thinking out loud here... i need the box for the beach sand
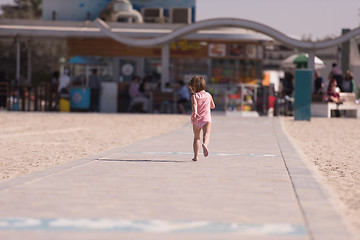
[282,117,360,238]
[0,112,189,181]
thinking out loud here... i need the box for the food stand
[67,56,99,111]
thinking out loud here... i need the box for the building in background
[43,0,196,23]
[1,0,286,114]
[39,0,270,113]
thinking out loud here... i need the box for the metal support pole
[27,40,32,85]
[307,51,315,93]
[16,37,21,83]
[341,29,351,75]
[85,64,89,88]
[161,44,169,92]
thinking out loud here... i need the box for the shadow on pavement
[97,159,189,163]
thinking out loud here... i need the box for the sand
[282,117,360,238]
[0,112,189,181]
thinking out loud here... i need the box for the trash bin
[59,90,70,112]
[59,98,70,112]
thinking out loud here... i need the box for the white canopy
[281,53,326,70]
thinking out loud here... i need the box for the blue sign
[70,88,90,109]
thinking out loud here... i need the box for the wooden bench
[150,91,177,113]
[311,93,360,118]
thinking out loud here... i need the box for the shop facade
[67,36,265,112]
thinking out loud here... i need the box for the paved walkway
[0,116,354,240]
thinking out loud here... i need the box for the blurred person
[128,75,150,113]
[176,80,190,114]
[314,71,324,94]
[326,79,343,117]
[89,69,102,112]
[188,75,215,161]
[51,71,59,88]
[58,69,71,93]
[153,82,174,113]
[281,72,294,97]
[0,71,8,109]
[50,71,60,111]
[280,72,294,115]
[328,63,343,91]
[163,82,173,93]
[326,79,342,103]
[139,77,148,94]
[342,70,355,93]
[155,82,173,93]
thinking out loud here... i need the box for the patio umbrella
[67,56,99,65]
[281,53,325,70]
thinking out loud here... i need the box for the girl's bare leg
[202,122,211,147]
[192,124,202,161]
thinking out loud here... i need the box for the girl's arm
[191,94,199,118]
[210,95,215,109]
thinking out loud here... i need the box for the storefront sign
[153,40,206,56]
[208,44,226,57]
[246,45,257,58]
[229,44,244,57]
[121,63,134,76]
[170,40,201,51]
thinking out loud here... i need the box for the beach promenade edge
[275,118,355,240]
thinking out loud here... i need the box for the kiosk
[67,56,99,111]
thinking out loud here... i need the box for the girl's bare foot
[192,158,198,161]
[202,144,209,157]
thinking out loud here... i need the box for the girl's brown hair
[188,75,206,93]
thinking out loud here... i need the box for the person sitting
[175,80,190,114]
[163,82,173,93]
[342,70,355,93]
[326,79,342,103]
[89,69,102,112]
[328,63,343,91]
[128,76,150,113]
[314,71,324,95]
[325,79,343,117]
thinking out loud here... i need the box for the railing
[0,82,9,109]
[8,83,58,111]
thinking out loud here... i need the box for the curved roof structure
[95,17,360,50]
[0,19,269,41]
[1,17,359,50]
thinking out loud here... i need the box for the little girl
[188,75,215,161]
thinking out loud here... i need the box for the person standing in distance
[89,69,102,112]
[58,69,71,93]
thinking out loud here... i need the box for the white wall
[100,82,118,113]
[43,0,196,21]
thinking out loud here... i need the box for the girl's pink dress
[191,91,212,128]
